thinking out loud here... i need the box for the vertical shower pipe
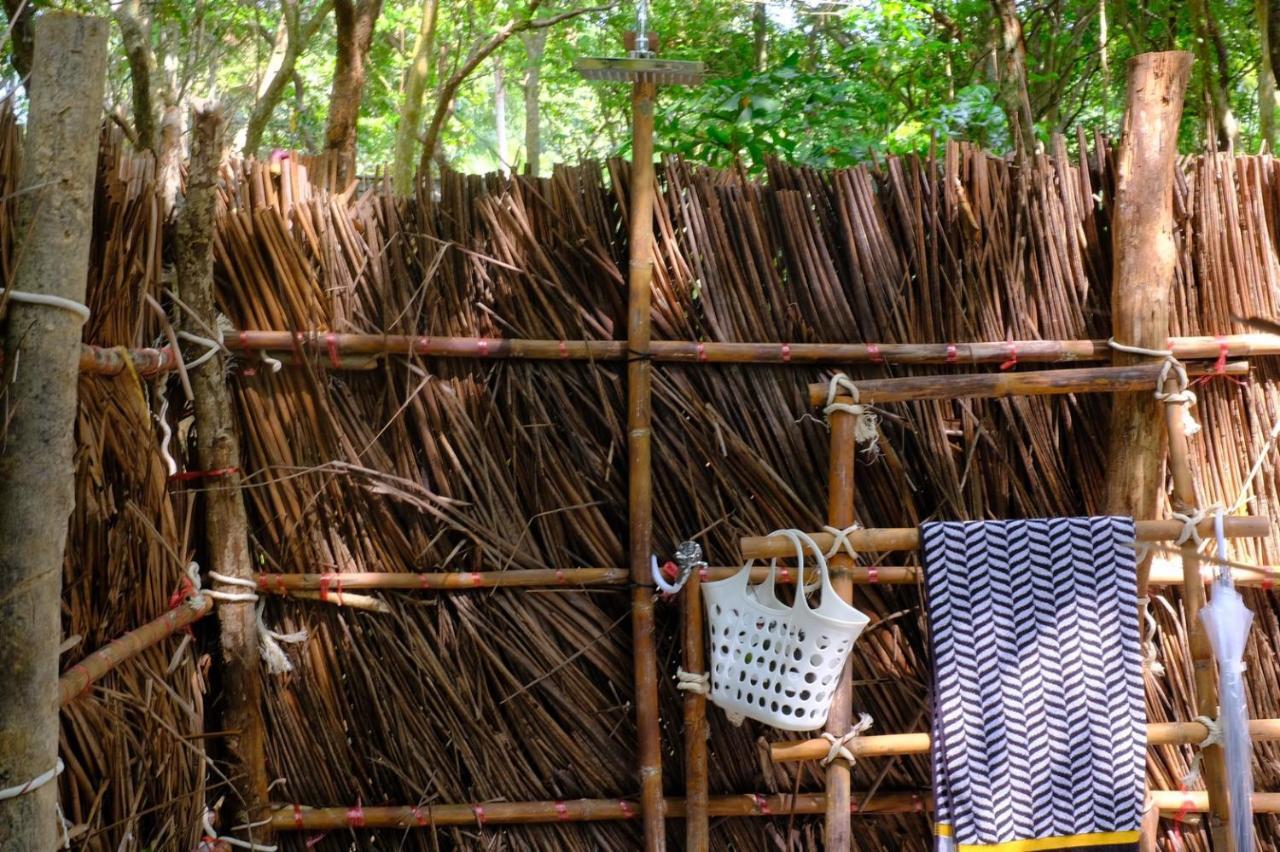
[683,562,709,850]
[626,54,666,852]
[824,408,858,846]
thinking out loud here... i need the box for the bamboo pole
[178,105,273,844]
[682,567,709,850]
[806,361,1246,406]
[251,561,1280,592]
[69,331,1280,374]
[1165,376,1233,848]
[268,791,933,830]
[626,73,665,852]
[740,517,1271,558]
[770,718,1280,763]
[823,407,858,846]
[58,598,213,706]
[0,15,107,848]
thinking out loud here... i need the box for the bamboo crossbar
[250,559,1280,593]
[771,718,1280,763]
[77,335,1280,376]
[58,598,213,706]
[266,786,1280,830]
[740,517,1271,558]
[807,361,1248,406]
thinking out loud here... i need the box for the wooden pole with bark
[177,104,273,844]
[1102,50,1193,852]
[0,12,107,848]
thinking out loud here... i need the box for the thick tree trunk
[177,105,273,846]
[391,0,439,194]
[2,0,34,89]
[1189,0,1238,148]
[522,27,547,177]
[1260,0,1276,152]
[324,0,383,186]
[114,0,157,152]
[989,0,1037,153]
[0,13,107,849]
[494,59,507,171]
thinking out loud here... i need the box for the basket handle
[764,529,830,612]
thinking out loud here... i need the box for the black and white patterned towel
[922,517,1144,851]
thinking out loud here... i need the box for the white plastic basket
[701,529,870,731]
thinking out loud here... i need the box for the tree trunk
[494,59,508,172]
[1189,0,1238,148]
[324,0,383,186]
[114,0,157,152]
[2,0,34,90]
[241,0,332,157]
[752,0,767,71]
[177,105,273,846]
[0,13,107,849]
[391,0,439,195]
[1260,0,1276,152]
[989,0,1037,153]
[522,27,547,177]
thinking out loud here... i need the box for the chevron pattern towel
[922,517,1144,852]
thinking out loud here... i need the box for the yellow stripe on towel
[955,830,1140,851]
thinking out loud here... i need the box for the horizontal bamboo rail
[78,333,1279,375]
[58,597,213,706]
[253,560,1280,593]
[741,517,1271,558]
[268,785,1280,830]
[807,361,1248,406]
[771,718,1280,763]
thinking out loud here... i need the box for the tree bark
[177,105,273,845]
[390,0,439,194]
[521,27,547,177]
[113,0,157,152]
[0,13,107,849]
[241,0,333,157]
[494,59,508,172]
[324,0,384,187]
[989,0,1037,153]
[1189,0,1238,148]
[2,0,34,90]
[1260,0,1276,152]
[752,0,767,71]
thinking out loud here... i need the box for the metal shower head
[574,57,704,86]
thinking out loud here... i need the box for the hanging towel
[922,517,1144,852]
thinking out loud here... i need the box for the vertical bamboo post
[177,105,273,843]
[682,569,709,851]
[823,409,858,846]
[1102,51,1193,852]
[627,76,665,852]
[1165,390,1232,849]
[0,14,107,848]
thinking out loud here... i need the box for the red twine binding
[326,333,341,369]
[558,340,569,359]
[469,572,484,588]
[946,343,958,364]
[1000,340,1018,371]
[1172,789,1195,844]
[417,336,430,355]
[412,806,427,827]
[473,805,486,828]
[293,804,304,829]
[319,573,344,605]
[662,561,679,581]
[346,801,365,829]
[478,339,490,357]
[696,342,707,363]
[1265,566,1275,592]
[753,793,771,815]
[1193,336,1244,387]
[781,343,791,363]
[867,343,884,365]
[555,568,566,584]
[867,565,879,584]
[169,467,239,483]
[618,800,635,818]
[554,801,569,821]
[778,565,791,585]
[698,565,709,582]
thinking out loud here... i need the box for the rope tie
[1181,715,1224,787]
[1136,596,1165,677]
[675,667,710,695]
[1107,338,1201,436]
[823,373,881,459]
[820,713,874,767]
[201,804,278,851]
[822,524,861,561]
[0,759,71,850]
[1170,504,1222,547]
[190,564,308,675]
[0,288,91,323]
[724,709,746,727]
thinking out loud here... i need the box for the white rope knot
[1170,504,1222,547]
[192,564,308,675]
[675,667,710,695]
[201,803,279,851]
[1107,338,1200,436]
[0,287,91,323]
[0,758,64,802]
[820,713,874,767]
[1181,715,1224,787]
[823,373,881,459]
[1136,596,1165,678]
[822,524,861,561]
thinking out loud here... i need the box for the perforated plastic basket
[701,530,870,731]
